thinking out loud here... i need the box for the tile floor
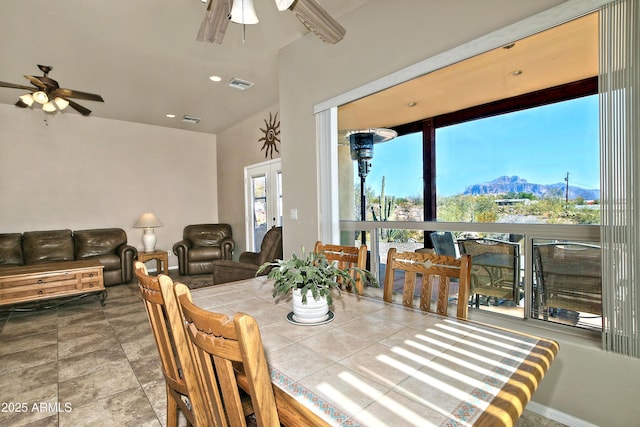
[0,280,567,427]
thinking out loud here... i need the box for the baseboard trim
[527,401,599,427]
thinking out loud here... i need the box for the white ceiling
[0,0,370,134]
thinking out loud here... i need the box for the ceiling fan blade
[66,98,92,116]
[0,80,36,91]
[197,0,231,44]
[52,88,104,102]
[23,75,47,89]
[290,0,345,44]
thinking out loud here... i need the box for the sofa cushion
[23,229,74,264]
[74,228,126,258]
[0,233,24,266]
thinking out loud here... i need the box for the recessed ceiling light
[503,43,516,49]
[511,70,523,76]
[408,101,417,107]
[166,114,176,118]
[209,75,222,82]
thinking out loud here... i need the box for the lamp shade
[133,212,163,228]
[32,91,49,104]
[19,93,35,107]
[231,0,259,24]
[42,101,57,112]
[53,97,70,110]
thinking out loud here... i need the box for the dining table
[190,277,559,427]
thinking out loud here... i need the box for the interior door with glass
[244,159,282,252]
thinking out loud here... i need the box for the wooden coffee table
[0,259,106,308]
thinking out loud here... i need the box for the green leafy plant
[256,248,377,305]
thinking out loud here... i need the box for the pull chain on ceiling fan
[0,64,104,116]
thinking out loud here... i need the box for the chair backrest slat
[383,248,471,319]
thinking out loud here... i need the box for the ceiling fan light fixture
[32,91,49,104]
[275,0,295,11]
[19,93,34,107]
[53,97,69,110]
[42,101,57,112]
[230,0,259,24]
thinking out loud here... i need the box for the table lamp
[133,212,163,252]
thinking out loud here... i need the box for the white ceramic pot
[292,288,329,323]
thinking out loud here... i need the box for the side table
[137,249,169,275]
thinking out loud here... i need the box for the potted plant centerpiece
[257,248,376,324]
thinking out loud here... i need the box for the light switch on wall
[290,208,298,220]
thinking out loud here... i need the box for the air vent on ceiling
[227,77,254,91]
[182,115,201,124]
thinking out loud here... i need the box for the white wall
[277,0,640,425]
[0,104,218,268]
[216,104,281,258]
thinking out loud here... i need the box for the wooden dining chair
[134,261,208,427]
[314,241,367,294]
[175,283,280,427]
[383,248,471,319]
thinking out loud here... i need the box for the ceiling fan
[197,0,346,45]
[0,64,104,116]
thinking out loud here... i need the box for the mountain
[463,175,600,200]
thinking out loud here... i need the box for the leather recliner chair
[211,226,283,285]
[173,224,235,275]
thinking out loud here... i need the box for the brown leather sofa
[172,224,235,275]
[0,228,137,286]
[211,226,282,285]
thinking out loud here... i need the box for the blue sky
[363,95,599,197]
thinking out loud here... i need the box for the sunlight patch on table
[337,370,441,427]
[403,339,512,383]
[415,333,517,372]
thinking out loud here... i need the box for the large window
[336,16,602,333]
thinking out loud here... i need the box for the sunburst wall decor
[259,112,280,158]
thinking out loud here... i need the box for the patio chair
[533,242,602,318]
[383,248,471,319]
[457,238,521,307]
[314,241,367,294]
[429,231,458,258]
